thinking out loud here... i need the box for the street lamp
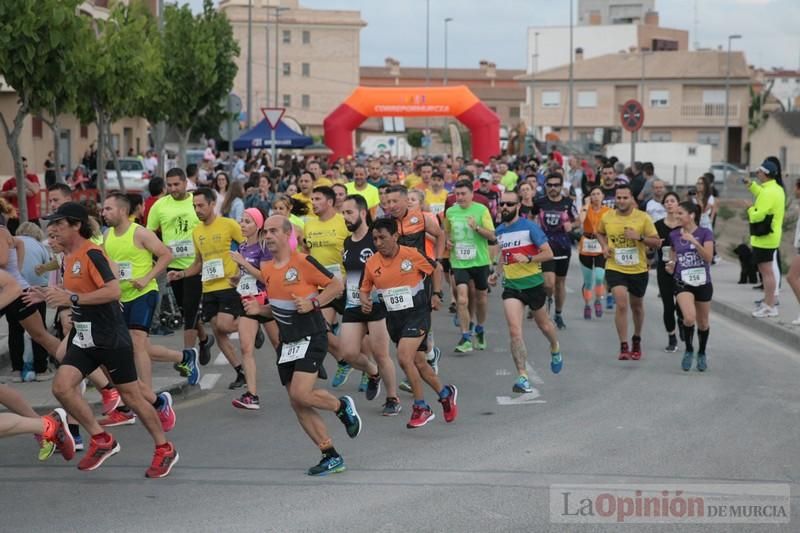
[247,0,253,127]
[425,0,430,87]
[271,6,289,108]
[443,17,453,85]
[568,0,574,143]
[723,34,742,188]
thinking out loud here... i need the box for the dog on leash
[733,243,759,284]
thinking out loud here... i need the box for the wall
[527,25,638,73]
[750,118,800,176]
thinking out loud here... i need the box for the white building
[764,70,800,111]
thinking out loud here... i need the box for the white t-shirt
[646,199,667,222]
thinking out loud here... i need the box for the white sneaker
[752,305,779,318]
[791,316,800,326]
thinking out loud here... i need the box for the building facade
[578,0,656,25]
[750,111,800,177]
[220,0,364,136]
[516,50,751,164]
[763,69,800,111]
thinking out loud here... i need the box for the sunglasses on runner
[546,183,561,188]
[498,201,518,207]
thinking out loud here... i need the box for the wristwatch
[638,235,645,242]
[70,293,79,306]
[433,291,444,299]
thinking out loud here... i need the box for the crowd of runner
[0,149,794,478]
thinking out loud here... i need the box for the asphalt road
[1,265,798,532]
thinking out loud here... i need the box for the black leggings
[8,302,49,373]
[656,267,682,334]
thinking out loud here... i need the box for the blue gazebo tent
[233,119,313,150]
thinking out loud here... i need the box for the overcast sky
[187,0,799,71]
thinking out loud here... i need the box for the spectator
[221,179,245,221]
[142,177,165,226]
[645,179,668,222]
[213,171,231,215]
[44,151,56,188]
[0,157,41,234]
[185,163,199,191]
[637,162,656,207]
[245,174,273,213]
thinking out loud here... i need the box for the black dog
[733,243,759,284]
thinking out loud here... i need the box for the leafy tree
[0,0,84,221]
[407,130,423,149]
[749,79,774,134]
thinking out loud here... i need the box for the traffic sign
[620,99,644,132]
[261,107,285,130]
[218,120,241,141]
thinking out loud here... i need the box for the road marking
[525,362,545,385]
[496,391,546,405]
[199,373,221,390]
[214,352,227,366]
[496,369,512,376]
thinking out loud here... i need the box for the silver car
[103,158,150,193]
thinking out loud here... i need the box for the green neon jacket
[747,179,785,249]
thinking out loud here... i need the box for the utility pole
[247,0,252,128]
[568,0,574,144]
[443,17,453,85]
[723,34,742,188]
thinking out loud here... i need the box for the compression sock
[698,328,710,354]
[683,324,695,352]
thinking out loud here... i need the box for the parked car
[709,162,746,184]
[101,158,150,192]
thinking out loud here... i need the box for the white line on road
[214,353,227,366]
[199,373,221,390]
[496,392,546,405]
[495,369,512,376]
[525,362,545,385]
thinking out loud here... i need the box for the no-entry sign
[620,99,644,132]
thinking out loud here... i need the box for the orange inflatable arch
[323,86,501,163]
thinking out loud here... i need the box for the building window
[302,94,310,108]
[509,106,521,118]
[649,89,669,108]
[31,116,43,138]
[282,30,291,44]
[302,63,310,77]
[697,131,721,147]
[542,90,561,108]
[650,131,672,142]
[282,62,291,76]
[80,124,88,139]
[577,90,597,108]
[283,94,291,107]
[302,30,310,44]
[702,90,726,104]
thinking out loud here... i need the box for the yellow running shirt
[597,208,657,275]
[304,213,349,278]
[146,194,200,270]
[425,188,448,216]
[192,216,244,293]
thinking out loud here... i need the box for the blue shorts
[122,290,158,332]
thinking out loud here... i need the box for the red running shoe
[100,387,121,415]
[78,433,120,471]
[438,384,458,423]
[618,342,631,361]
[146,442,179,478]
[99,408,137,427]
[157,392,176,432]
[406,404,435,429]
[630,338,643,360]
[43,408,75,461]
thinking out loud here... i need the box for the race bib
[117,261,132,281]
[169,239,195,259]
[383,286,413,312]
[614,247,640,266]
[581,238,602,254]
[236,274,259,296]
[454,243,477,261]
[279,337,310,364]
[430,203,445,216]
[201,258,224,282]
[681,267,707,287]
[325,264,343,279]
[72,322,95,349]
[345,279,362,308]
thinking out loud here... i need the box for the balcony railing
[681,103,739,119]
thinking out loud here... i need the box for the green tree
[749,79,774,134]
[407,130,423,149]
[0,0,85,221]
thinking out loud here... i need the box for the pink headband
[244,208,264,229]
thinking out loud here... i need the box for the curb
[711,299,800,351]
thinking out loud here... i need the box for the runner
[339,195,400,415]
[665,201,714,372]
[167,187,245,388]
[229,207,279,409]
[490,190,563,393]
[345,164,380,211]
[146,168,215,367]
[360,217,458,429]
[533,173,577,329]
[596,185,660,360]
[578,187,610,320]
[101,193,197,430]
[43,202,178,477]
[291,171,315,216]
[243,215,361,476]
[424,172,448,217]
[654,192,683,352]
[598,163,618,208]
[445,179,495,353]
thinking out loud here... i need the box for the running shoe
[594,299,603,318]
[179,348,200,386]
[473,331,486,350]
[198,334,215,366]
[438,384,458,423]
[99,408,137,427]
[336,396,362,438]
[74,434,84,452]
[358,372,369,393]
[232,392,261,410]
[452,314,460,328]
[754,298,780,307]
[307,454,346,476]
[696,353,707,372]
[752,305,779,318]
[331,361,353,388]
[630,338,643,361]
[406,404,435,428]
[100,387,121,415]
[254,327,265,350]
[42,408,74,461]
[398,380,413,393]
[554,314,566,330]
[550,350,563,374]
[606,293,615,310]
[512,375,533,394]
[681,351,694,372]
[365,374,381,401]
[145,442,179,478]
[454,337,473,354]
[583,305,591,320]
[664,338,678,353]
[618,342,631,361]
[427,346,442,375]
[157,392,176,433]
[38,439,55,462]
[228,372,246,390]
[382,397,402,416]
[78,434,121,471]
